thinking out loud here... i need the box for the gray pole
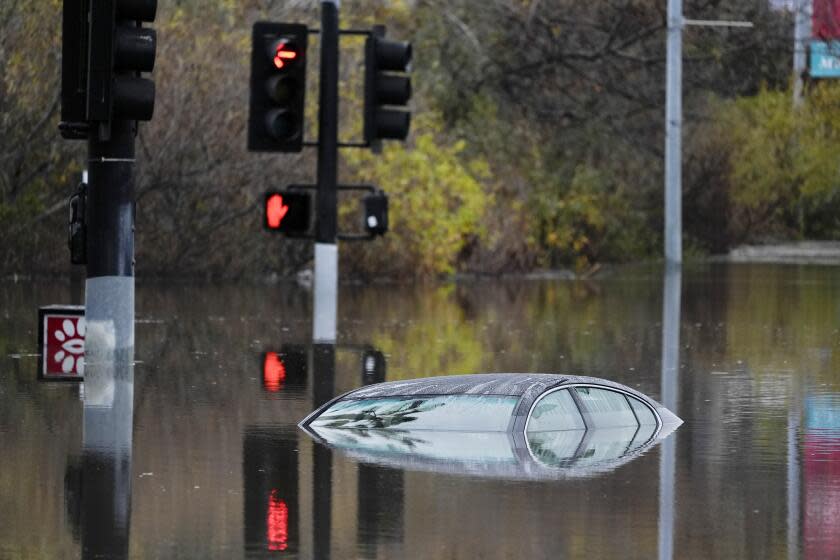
[793,0,811,106]
[665,0,683,264]
[313,0,339,343]
[658,264,681,560]
[786,400,801,560]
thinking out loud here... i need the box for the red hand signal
[266,194,290,229]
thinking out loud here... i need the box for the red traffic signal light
[264,191,311,235]
[271,39,299,69]
[266,194,290,229]
[248,22,308,153]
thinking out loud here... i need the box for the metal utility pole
[313,0,340,344]
[664,10,752,265]
[86,119,136,354]
[793,0,811,106]
[664,0,683,265]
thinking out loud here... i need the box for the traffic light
[364,27,412,147]
[264,191,312,235]
[87,0,157,131]
[60,0,90,139]
[363,191,388,236]
[249,22,308,152]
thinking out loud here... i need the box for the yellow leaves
[343,112,490,277]
[533,164,610,267]
[723,82,840,214]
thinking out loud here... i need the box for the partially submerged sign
[38,305,85,380]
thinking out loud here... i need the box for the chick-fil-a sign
[38,306,85,380]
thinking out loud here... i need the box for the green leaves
[722,82,840,239]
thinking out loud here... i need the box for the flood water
[1,263,839,559]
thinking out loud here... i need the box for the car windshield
[310,394,519,431]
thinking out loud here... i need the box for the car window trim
[525,383,662,435]
[523,384,663,466]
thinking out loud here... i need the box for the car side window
[627,395,657,426]
[526,389,585,433]
[574,387,638,428]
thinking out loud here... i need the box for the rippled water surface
[2,263,839,559]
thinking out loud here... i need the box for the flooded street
[2,263,839,559]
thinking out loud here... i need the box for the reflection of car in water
[299,374,682,479]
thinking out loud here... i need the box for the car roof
[345,373,568,398]
[344,373,659,403]
[300,373,679,429]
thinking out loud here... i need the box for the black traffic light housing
[364,26,412,149]
[87,0,157,138]
[264,190,312,235]
[60,0,90,139]
[249,22,308,153]
[363,191,388,236]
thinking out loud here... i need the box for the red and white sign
[38,306,85,380]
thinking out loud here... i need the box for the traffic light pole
[85,119,136,358]
[313,0,339,343]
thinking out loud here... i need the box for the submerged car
[299,373,682,479]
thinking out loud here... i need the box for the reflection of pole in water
[787,402,800,560]
[312,343,336,560]
[80,348,134,559]
[356,357,403,558]
[659,265,680,560]
[356,465,404,558]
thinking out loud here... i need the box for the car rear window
[310,395,519,431]
[574,387,638,428]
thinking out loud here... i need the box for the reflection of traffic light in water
[263,352,287,392]
[361,349,386,385]
[267,489,289,551]
[261,346,307,394]
[243,430,298,556]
